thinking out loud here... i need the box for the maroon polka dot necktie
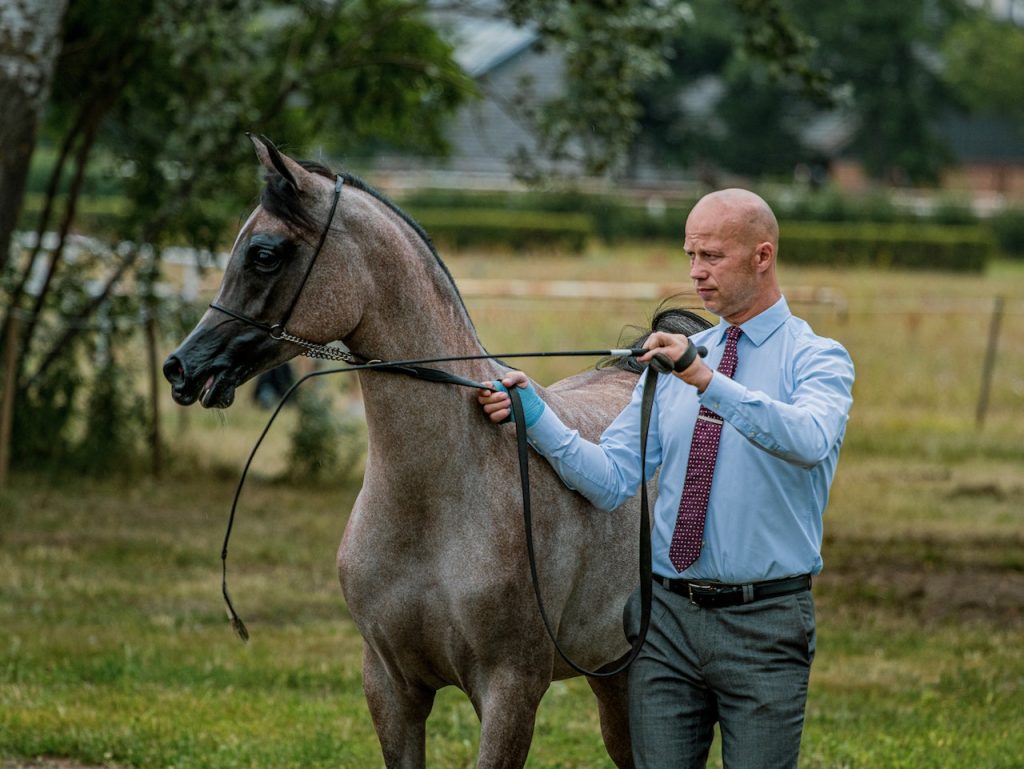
[668,325,743,572]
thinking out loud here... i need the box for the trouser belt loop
[742,583,755,603]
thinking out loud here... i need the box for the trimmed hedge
[781,222,994,272]
[409,208,592,253]
[991,208,1024,258]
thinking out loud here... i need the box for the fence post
[975,295,1005,429]
[0,315,20,489]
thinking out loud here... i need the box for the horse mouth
[198,371,238,408]
[166,363,240,409]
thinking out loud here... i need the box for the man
[477,188,854,769]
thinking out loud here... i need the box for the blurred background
[1,1,1021,767]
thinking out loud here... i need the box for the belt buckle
[687,582,714,606]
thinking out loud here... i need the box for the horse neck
[348,239,485,364]
[345,219,499,448]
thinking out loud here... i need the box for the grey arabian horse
[163,136,708,769]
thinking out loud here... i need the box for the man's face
[684,201,760,323]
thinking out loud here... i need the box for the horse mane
[601,304,713,373]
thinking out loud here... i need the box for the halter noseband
[209,175,356,362]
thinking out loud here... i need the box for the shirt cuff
[698,370,746,417]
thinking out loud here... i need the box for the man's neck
[724,289,782,326]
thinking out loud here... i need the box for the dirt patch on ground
[818,532,1024,625]
[817,568,1024,625]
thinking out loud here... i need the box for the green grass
[2,248,1023,768]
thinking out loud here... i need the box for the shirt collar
[711,296,791,347]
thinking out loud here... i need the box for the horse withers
[163,135,708,769]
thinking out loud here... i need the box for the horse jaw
[163,310,297,408]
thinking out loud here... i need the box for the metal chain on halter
[278,329,359,363]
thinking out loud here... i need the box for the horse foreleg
[587,672,635,769]
[472,670,548,769]
[362,646,436,769]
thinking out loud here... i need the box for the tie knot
[726,325,743,344]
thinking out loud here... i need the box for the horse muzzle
[163,353,241,409]
[163,320,287,409]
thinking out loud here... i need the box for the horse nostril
[163,355,185,386]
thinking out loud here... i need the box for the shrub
[287,389,366,482]
[410,208,592,252]
[71,350,147,473]
[781,222,993,272]
[990,208,1024,259]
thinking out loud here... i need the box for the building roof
[431,3,538,77]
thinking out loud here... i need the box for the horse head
[163,135,370,407]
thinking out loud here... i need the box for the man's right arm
[477,372,660,511]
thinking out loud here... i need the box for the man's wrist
[679,363,714,392]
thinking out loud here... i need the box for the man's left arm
[700,341,855,468]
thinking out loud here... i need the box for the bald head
[684,188,782,324]
[691,188,779,253]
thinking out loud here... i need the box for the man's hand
[639,332,714,392]
[477,371,546,426]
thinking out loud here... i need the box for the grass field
[2,245,1023,768]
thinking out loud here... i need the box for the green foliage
[943,13,1024,131]
[70,341,147,474]
[287,389,365,483]
[775,188,907,223]
[628,0,971,182]
[703,59,807,177]
[11,352,81,468]
[631,0,828,177]
[784,0,964,184]
[503,0,694,177]
[412,208,591,252]
[47,0,474,250]
[781,222,993,272]
[991,208,1024,259]
[4,0,475,480]
[398,186,1001,269]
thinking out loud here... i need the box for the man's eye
[248,245,281,273]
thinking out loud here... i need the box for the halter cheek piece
[209,175,355,362]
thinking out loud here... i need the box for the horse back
[539,366,639,440]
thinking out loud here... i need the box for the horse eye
[247,245,282,273]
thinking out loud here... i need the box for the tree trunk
[0,0,69,272]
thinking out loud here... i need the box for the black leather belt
[653,574,812,608]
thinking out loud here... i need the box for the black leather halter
[209,175,346,346]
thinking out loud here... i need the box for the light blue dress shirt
[527,296,855,583]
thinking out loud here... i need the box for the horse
[163,135,709,769]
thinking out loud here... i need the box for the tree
[0,0,69,485]
[943,12,1024,130]
[786,0,964,184]
[2,0,474,471]
[629,0,824,179]
[498,0,827,178]
[0,0,68,271]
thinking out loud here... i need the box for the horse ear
[248,133,317,195]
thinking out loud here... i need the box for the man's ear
[754,241,775,272]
